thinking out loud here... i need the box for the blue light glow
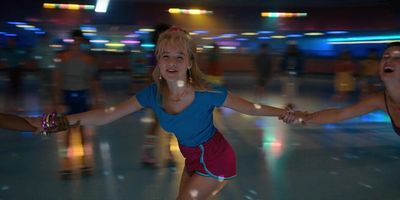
[24,28,41,31]
[141,43,155,48]
[192,30,208,34]
[236,38,248,41]
[326,31,349,34]
[328,35,400,42]
[7,21,26,25]
[220,33,237,38]
[287,34,303,38]
[257,31,274,34]
[135,31,149,34]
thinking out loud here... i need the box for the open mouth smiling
[166,69,178,73]
[383,65,395,73]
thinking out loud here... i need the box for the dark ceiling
[112,0,396,8]
[1,0,399,35]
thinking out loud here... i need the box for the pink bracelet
[41,112,57,134]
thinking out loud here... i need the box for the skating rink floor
[0,72,399,200]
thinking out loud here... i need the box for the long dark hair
[384,42,400,50]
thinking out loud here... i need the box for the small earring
[159,74,162,80]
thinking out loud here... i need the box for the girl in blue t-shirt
[42,26,292,199]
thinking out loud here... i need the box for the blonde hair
[153,27,207,96]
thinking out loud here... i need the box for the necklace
[168,88,190,102]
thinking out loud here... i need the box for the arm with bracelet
[0,112,70,134]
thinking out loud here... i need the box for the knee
[176,189,204,200]
[176,191,195,200]
[176,188,218,200]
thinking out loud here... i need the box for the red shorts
[178,131,237,180]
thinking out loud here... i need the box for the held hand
[279,110,309,125]
[279,104,296,124]
[39,113,77,135]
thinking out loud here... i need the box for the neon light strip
[138,28,155,32]
[271,35,286,39]
[120,40,140,44]
[43,3,95,10]
[261,12,307,18]
[241,32,258,36]
[7,22,26,25]
[168,8,213,15]
[329,40,400,44]
[141,43,155,48]
[63,39,74,43]
[105,43,125,47]
[328,35,400,42]
[220,46,236,50]
[326,31,348,34]
[90,39,109,43]
[16,25,35,28]
[304,32,324,36]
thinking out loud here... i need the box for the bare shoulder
[361,92,385,110]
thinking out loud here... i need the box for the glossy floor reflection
[0,73,399,200]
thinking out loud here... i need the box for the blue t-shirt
[136,84,228,147]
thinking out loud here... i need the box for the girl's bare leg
[177,173,228,200]
[178,167,191,196]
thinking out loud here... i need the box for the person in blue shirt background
[59,26,292,199]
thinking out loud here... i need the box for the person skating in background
[333,50,357,102]
[205,42,223,87]
[253,43,273,102]
[359,48,381,97]
[53,29,103,178]
[280,41,304,105]
[32,33,56,112]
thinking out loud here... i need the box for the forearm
[67,96,142,127]
[67,109,110,126]
[307,109,344,124]
[224,92,286,117]
[0,113,37,132]
[242,103,286,117]
[257,104,286,116]
[67,105,131,126]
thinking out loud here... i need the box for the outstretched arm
[0,113,37,132]
[222,92,287,117]
[67,96,144,126]
[305,93,383,124]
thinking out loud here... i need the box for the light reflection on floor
[0,73,399,200]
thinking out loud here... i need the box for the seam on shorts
[198,144,236,181]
